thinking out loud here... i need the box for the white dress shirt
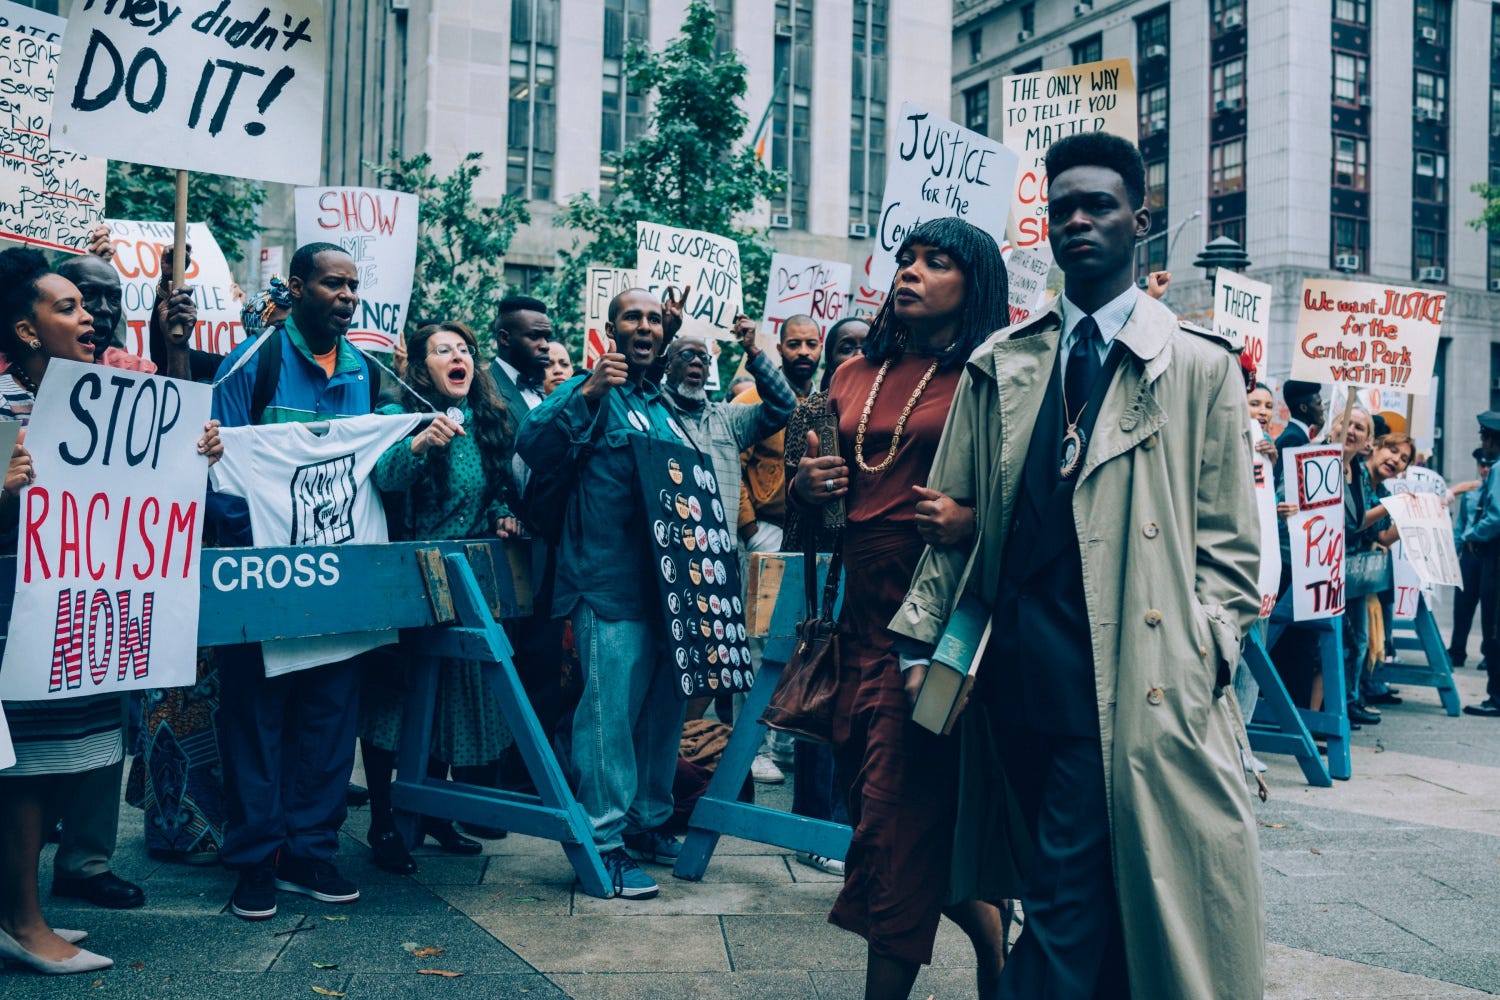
[1058,285,1140,379]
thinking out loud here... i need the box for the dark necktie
[1064,316,1101,422]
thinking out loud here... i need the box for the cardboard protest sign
[1284,444,1345,621]
[0,361,211,700]
[849,253,888,318]
[0,0,64,43]
[0,29,106,254]
[295,186,416,352]
[1391,541,1422,622]
[762,253,850,341]
[1215,270,1271,365]
[1252,445,1281,619]
[1292,279,1443,394]
[1380,490,1461,588]
[635,222,743,341]
[870,103,1019,291]
[583,264,637,370]
[107,219,242,358]
[1005,247,1051,325]
[1001,59,1137,264]
[1385,466,1448,498]
[257,244,283,286]
[51,0,325,185]
[631,436,754,699]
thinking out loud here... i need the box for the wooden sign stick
[169,169,188,342]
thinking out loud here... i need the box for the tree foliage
[545,0,781,358]
[1468,182,1500,233]
[372,151,530,346]
[104,163,267,263]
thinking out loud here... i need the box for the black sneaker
[275,857,360,904]
[602,847,659,900]
[1462,698,1500,717]
[230,863,278,920]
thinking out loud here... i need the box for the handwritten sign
[583,264,637,370]
[107,219,242,358]
[52,0,325,186]
[870,103,1019,291]
[1292,279,1442,394]
[258,243,283,286]
[761,253,850,342]
[0,361,211,700]
[1005,247,1051,325]
[1285,444,1344,621]
[1391,541,1422,621]
[0,0,64,43]
[1252,445,1281,619]
[635,222,742,341]
[1381,490,1461,588]
[1001,58,1137,265]
[1215,269,1271,365]
[0,29,106,253]
[295,186,416,352]
[849,253,888,317]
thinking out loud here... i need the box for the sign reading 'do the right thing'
[1285,444,1345,622]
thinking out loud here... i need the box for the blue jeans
[571,603,685,853]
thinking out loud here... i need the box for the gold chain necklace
[854,357,940,474]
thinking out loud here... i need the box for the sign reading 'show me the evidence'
[0,360,212,701]
[295,186,418,352]
[52,0,325,185]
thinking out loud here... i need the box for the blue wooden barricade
[1254,613,1351,781]
[1242,628,1332,787]
[1374,595,1460,716]
[0,541,613,899]
[674,552,853,881]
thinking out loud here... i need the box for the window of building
[969,28,982,64]
[1210,218,1245,245]
[1413,228,1447,275]
[1414,150,1447,202]
[714,0,734,56]
[1136,8,1169,59]
[1211,57,1245,108]
[1013,57,1043,75]
[1138,85,1167,137]
[1020,3,1035,34]
[773,0,815,229]
[504,264,552,295]
[963,83,989,135]
[1071,34,1102,65]
[600,0,649,198]
[1144,159,1167,213]
[1415,71,1447,121]
[508,0,559,202]
[1210,138,1245,195]
[1331,216,1369,270]
[1488,236,1500,289]
[1491,84,1500,139]
[1136,237,1167,276]
[849,0,888,231]
[1333,0,1367,24]
[1212,0,1244,29]
[1332,51,1368,105]
[1332,134,1368,189]
[1416,0,1450,46]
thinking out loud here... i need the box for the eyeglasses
[431,344,473,358]
[675,349,713,364]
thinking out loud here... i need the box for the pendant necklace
[1059,378,1087,480]
[855,356,940,474]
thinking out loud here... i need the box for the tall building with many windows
[952,0,1497,473]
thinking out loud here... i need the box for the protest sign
[1214,270,1271,364]
[1252,446,1280,619]
[51,0,325,186]
[761,253,851,341]
[0,29,106,254]
[1391,541,1422,622]
[583,264,637,370]
[849,253,888,317]
[1380,490,1462,588]
[1284,444,1345,621]
[1001,58,1137,264]
[1005,247,1051,325]
[870,103,1019,291]
[630,436,754,699]
[295,186,417,352]
[258,243,283,286]
[1385,465,1449,498]
[0,702,12,770]
[0,361,211,700]
[635,222,742,341]
[1291,279,1443,394]
[107,219,243,357]
[0,0,64,43]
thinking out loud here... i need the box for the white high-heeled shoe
[0,927,112,974]
[54,929,88,944]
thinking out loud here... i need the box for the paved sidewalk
[10,665,1499,998]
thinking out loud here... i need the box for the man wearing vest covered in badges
[890,133,1265,997]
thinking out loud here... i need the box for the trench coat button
[1144,609,1163,627]
[1142,434,1157,450]
[1199,645,1209,657]
[1142,522,1160,539]
[1147,687,1164,706]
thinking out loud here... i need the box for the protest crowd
[0,6,1488,998]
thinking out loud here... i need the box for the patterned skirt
[126,647,225,855]
[361,655,513,767]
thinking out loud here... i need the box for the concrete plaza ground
[9,659,1500,998]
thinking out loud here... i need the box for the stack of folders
[911,595,993,736]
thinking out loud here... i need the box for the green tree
[1468,181,1500,233]
[545,0,781,363]
[104,163,266,263]
[372,151,530,346]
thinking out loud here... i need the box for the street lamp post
[1192,235,1252,285]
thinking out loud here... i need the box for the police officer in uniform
[1460,411,1500,717]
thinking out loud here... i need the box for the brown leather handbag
[759,535,843,743]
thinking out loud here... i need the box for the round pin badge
[653,520,669,547]
[445,406,465,426]
[715,560,727,584]
[705,470,717,493]
[688,560,702,585]
[732,596,743,615]
[667,458,683,484]
[707,529,721,554]
[711,498,725,524]
[713,620,724,640]
[721,667,733,688]
[628,410,649,432]
[682,525,696,551]
[697,593,709,613]
[710,594,722,615]
[695,527,708,550]
[679,673,694,696]
[659,489,674,515]
[719,643,730,664]
[667,593,681,615]
[707,646,718,665]
[729,645,740,666]
[675,648,687,669]
[674,494,690,519]
[700,619,712,638]
[671,620,684,641]
[707,672,719,690]
[732,668,744,688]
[703,561,716,585]
[742,667,754,687]
[688,496,703,522]
[693,466,706,489]
[659,557,676,583]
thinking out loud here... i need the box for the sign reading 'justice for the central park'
[1292,279,1444,395]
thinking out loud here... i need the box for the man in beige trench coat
[890,132,1265,999]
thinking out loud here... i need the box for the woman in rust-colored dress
[791,217,1010,999]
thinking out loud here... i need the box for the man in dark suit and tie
[1272,379,1325,485]
[490,295,553,422]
